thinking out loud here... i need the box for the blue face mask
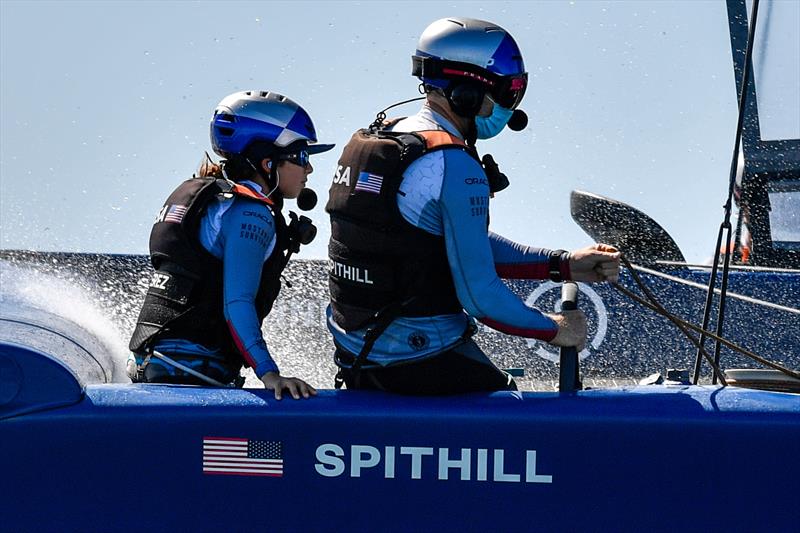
[475,103,514,139]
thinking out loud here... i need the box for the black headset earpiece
[445,81,486,118]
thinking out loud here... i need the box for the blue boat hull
[2,345,799,532]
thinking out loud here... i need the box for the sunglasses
[278,150,310,168]
[412,55,528,110]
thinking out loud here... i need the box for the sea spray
[0,259,130,381]
[4,251,788,390]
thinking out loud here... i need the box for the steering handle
[559,282,582,392]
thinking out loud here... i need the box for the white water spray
[0,260,130,382]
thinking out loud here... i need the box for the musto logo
[524,282,608,362]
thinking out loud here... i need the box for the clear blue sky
[1,1,749,263]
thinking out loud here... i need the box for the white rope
[151,350,228,387]
[655,260,800,274]
[629,264,800,316]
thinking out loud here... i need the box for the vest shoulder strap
[416,130,467,150]
[228,181,274,206]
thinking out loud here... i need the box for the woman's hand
[260,372,318,400]
[568,244,621,282]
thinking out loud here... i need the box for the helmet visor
[491,73,528,110]
[413,55,527,109]
[281,140,335,156]
[306,143,336,155]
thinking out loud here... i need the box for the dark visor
[412,55,528,109]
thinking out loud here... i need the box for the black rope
[614,257,727,386]
[694,0,760,384]
[614,256,800,383]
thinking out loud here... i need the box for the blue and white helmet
[210,91,334,159]
[412,18,527,110]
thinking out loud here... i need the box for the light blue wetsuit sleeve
[439,149,559,341]
[219,198,279,377]
[489,232,570,280]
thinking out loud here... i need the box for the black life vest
[325,125,480,331]
[129,177,290,367]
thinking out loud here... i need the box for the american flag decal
[202,437,283,477]
[354,171,383,194]
[164,204,188,224]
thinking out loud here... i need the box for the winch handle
[559,282,582,392]
[561,282,579,312]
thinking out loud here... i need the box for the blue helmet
[412,18,528,110]
[210,91,334,159]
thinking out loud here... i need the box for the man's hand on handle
[568,244,621,283]
[546,310,587,352]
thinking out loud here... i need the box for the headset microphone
[507,109,528,131]
[297,188,318,211]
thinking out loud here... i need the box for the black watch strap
[549,250,568,282]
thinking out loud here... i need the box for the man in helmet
[326,18,620,395]
[129,91,333,399]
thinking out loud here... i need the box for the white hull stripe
[203,462,282,470]
[202,458,282,464]
[202,450,248,456]
[203,467,282,474]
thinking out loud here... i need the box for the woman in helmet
[128,91,334,399]
[326,18,619,394]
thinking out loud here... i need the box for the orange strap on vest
[417,130,466,150]
[230,183,274,206]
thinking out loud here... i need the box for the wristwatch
[548,250,570,282]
